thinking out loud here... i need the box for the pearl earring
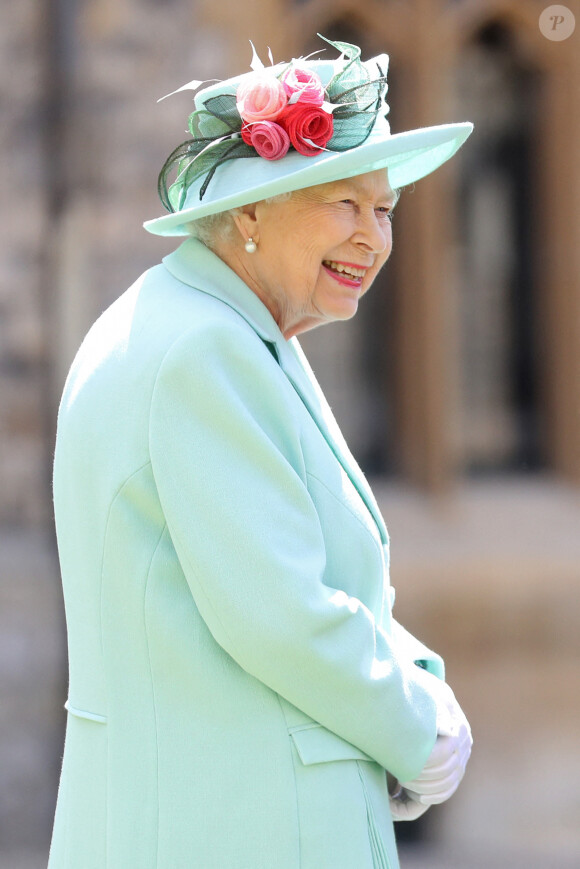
[245,238,257,254]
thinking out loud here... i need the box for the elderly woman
[49,37,473,869]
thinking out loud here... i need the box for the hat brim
[143,121,473,237]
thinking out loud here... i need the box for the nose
[353,209,391,254]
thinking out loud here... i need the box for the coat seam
[305,470,383,559]
[356,762,392,869]
[275,693,302,869]
[98,459,153,714]
[143,520,167,869]
[97,459,157,869]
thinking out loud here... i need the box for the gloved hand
[388,783,430,821]
[400,678,473,807]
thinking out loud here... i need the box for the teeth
[324,260,367,278]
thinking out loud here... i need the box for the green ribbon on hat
[158,36,389,213]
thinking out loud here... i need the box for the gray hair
[184,192,293,250]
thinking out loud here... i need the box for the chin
[328,300,360,322]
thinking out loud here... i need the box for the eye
[375,206,394,221]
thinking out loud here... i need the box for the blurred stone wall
[0,3,49,524]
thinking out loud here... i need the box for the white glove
[388,783,431,821]
[400,678,472,807]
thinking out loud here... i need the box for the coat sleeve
[149,319,438,782]
[390,619,446,681]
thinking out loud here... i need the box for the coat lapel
[163,238,389,545]
[275,338,388,544]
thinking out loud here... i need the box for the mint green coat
[49,238,445,869]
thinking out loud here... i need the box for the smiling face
[222,169,397,339]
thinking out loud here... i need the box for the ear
[232,202,259,246]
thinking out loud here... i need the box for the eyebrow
[334,180,399,207]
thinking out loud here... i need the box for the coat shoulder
[61,262,272,410]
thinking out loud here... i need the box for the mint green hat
[144,36,473,237]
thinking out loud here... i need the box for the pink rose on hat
[281,65,325,107]
[241,121,290,160]
[235,63,333,161]
[236,71,287,123]
[279,103,334,156]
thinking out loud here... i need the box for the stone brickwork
[0,2,50,523]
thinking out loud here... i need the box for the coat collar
[163,238,388,545]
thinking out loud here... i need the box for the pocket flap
[290,725,372,766]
